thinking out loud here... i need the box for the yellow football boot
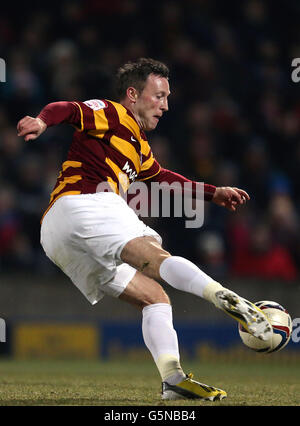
[162,373,227,401]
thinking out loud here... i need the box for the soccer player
[17,58,272,401]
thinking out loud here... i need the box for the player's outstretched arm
[17,116,47,141]
[17,101,84,141]
[212,186,250,211]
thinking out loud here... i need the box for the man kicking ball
[17,58,272,401]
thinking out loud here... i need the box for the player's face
[135,74,170,131]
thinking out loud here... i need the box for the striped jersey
[38,99,216,219]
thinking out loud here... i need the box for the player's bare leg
[121,236,272,341]
[118,270,227,401]
[121,236,171,281]
[119,269,170,309]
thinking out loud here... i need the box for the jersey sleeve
[37,99,115,139]
[142,166,216,201]
[37,101,82,127]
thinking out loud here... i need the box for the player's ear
[127,87,139,103]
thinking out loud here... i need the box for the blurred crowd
[1,0,300,282]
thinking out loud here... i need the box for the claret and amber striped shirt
[38,99,216,218]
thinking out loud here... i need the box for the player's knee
[140,250,170,280]
[138,240,171,279]
[120,236,171,280]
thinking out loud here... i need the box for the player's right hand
[17,116,47,141]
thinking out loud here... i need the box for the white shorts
[40,192,162,305]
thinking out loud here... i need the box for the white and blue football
[238,301,292,353]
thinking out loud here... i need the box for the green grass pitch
[0,358,299,406]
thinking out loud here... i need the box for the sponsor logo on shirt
[84,99,108,111]
[122,161,138,181]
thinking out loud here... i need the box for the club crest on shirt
[84,99,108,111]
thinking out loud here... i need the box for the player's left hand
[212,186,250,211]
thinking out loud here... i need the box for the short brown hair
[115,58,169,100]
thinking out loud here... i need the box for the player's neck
[120,99,144,131]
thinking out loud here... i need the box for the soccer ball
[238,301,292,353]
